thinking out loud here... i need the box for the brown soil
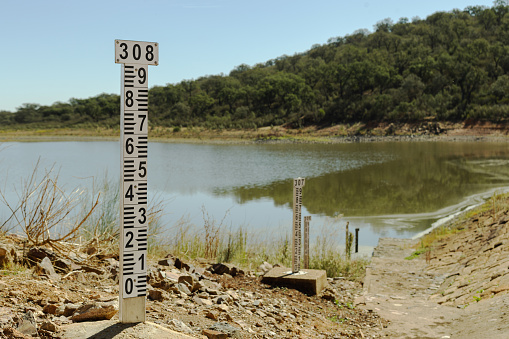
[2,121,509,144]
[145,121,509,143]
[0,238,385,339]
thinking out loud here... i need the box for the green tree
[14,104,41,123]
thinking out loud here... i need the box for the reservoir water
[1,140,509,250]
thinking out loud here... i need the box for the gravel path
[360,237,509,338]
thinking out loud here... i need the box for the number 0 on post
[115,39,158,323]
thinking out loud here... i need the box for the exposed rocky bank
[360,200,509,338]
[0,239,384,339]
[0,193,509,338]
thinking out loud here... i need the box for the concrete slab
[261,267,328,295]
[58,320,194,339]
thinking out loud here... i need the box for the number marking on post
[292,178,305,274]
[123,135,148,158]
[303,216,311,269]
[124,112,148,135]
[115,40,159,65]
[116,39,158,323]
[124,88,149,111]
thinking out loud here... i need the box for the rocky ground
[1,193,509,338]
[0,237,385,339]
[360,202,509,338]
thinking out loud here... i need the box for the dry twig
[0,160,99,254]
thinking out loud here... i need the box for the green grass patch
[159,213,370,281]
[405,247,428,260]
[410,191,509,259]
[329,315,347,323]
[0,261,29,276]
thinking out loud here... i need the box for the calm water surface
[1,141,509,250]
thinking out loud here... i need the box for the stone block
[17,311,38,336]
[261,267,328,295]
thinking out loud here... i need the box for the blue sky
[1,0,496,112]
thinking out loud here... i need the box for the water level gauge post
[292,177,305,274]
[115,39,158,324]
[303,216,311,269]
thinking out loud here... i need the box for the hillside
[2,2,509,132]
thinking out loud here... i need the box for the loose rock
[0,243,17,268]
[202,328,227,339]
[40,320,58,332]
[36,256,61,282]
[70,302,118,322]
[16,311,38,337]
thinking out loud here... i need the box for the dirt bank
[2,196,508,338]
[2,121,509,144]
[0,237,384,339]
[360,196,509,338]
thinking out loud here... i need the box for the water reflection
[216,142,509,218]
[2,141,509,247]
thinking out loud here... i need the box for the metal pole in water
[355,228,359,253]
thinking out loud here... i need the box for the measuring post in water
[292,178,305,274]
[115,39,159,323]
[303,216,311,269]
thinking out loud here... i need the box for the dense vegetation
[3,1,509,130]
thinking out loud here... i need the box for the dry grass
[79,176,170,259]
[0,165,170,262]
[202,206,230,259]
[309,218,368,281]
[0,162,368,280]
[0,160,99,254]
[0,128,118,141]
[158,213,369,280]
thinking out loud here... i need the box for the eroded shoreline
[1,121,509,144]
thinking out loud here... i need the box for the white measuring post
[292,177,305,274]
[115,39,159,323]
[303,216,311,269]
